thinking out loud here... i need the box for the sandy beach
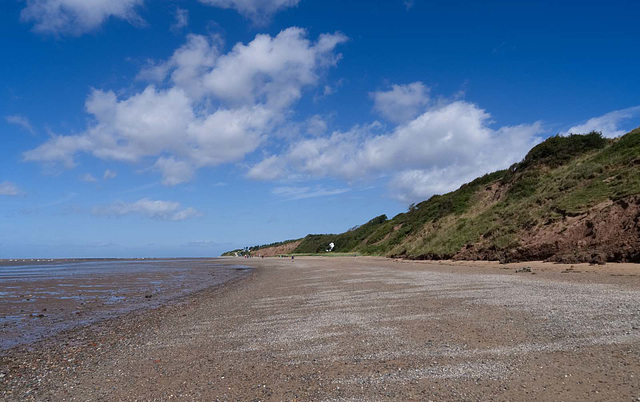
[1,257,639,400]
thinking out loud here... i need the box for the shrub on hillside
[517,131,608,170]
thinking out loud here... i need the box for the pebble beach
[1,257,639,400]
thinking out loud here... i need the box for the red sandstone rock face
[453,195,640,264]
[252,240,302,257]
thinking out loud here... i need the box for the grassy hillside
[227,128,640,263]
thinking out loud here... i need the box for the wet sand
[0,259,250,349]
[1,257,639,400]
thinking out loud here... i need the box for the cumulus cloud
[153,156,194,186]
[249,99,543,202]
[92,198,202,221]
[371,82,430,124]
[198,0,299,23]
[25,28,347,186]
[0,181,22,196]
[21,0,144,35]
[564,106,640,138]
[5,115,35,135]
[201,29,347,107]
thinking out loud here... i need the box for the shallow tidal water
[0,258,250,349]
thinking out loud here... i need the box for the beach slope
[2,257,639,400]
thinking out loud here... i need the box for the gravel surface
[1,257,639,401]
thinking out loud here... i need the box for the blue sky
[1,0,639,258]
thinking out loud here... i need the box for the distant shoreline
[0,257,220,267]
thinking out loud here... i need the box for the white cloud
[103,169,117,179]
[154,156,194,186]
[202,29,347,108]
[24,86,194,166]
[138,34,221,100]
[171,207,203,221]
[272,185,349,200]
[564,106,640,138]
[306,115,328,136]
[80,173,98,182]
[198,0,299,23]
[249,99,543,202]
[404,0,415,10]
[171,8,189,31]
[371,82,430,124]
[25,28,347,186]
[247,155,286,180]
[21,0,144,35]
[389,169,454,202]
[0,181,22,196]
[92,198,202,221]
[5,115,35,135]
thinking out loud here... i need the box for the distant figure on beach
[291,255,294,260]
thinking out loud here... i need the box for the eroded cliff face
[361,131,640,263]
[453,195,640,264]
[251,240,302,257]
